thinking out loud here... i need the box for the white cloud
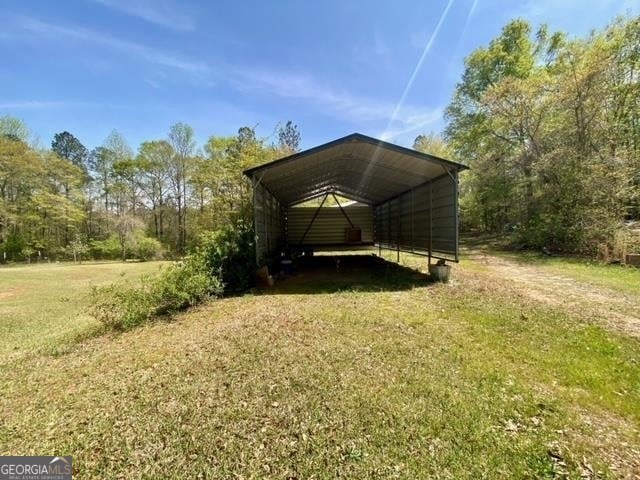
[519,0,636,20]
[229,67,443,139]
[378,109,443,142]
[0,100,124,110]
[3,15,443,142]
[144,79,161,89]
[0,100,66,109]
[11,16,208,73]
[91,0,195,31]
[351,32,392,70]
[373,32,391,57]
[478,0,638,35]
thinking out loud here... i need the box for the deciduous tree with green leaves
[445,16,639,256]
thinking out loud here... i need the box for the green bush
[153,260,216,315]
[90,258,222,331]
[90,279,156,330]
[133,235,163,261]
[90,235,121,260]
[2,232,26,261]
[90,233,163,261]
[89,222,253,331]
[195,220,256,293]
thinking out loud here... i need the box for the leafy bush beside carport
[89,221,255,331]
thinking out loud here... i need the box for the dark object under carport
[243,132,468,267]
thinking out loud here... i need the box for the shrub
[89,221,253,331]
[90,235,121,260]
[67,240,90,263]
[90,233,163,261]
[195,220,256,293]
[90,279,156,330]
[90,258,222,331]
[20,246,35,263]
[133,235,163,261]
[152,260,217,315]
[3,232,26,261]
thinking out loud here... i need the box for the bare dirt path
[465,249,640,339]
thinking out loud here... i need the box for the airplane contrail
[384,0,455,135]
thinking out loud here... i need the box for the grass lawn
[0,261,168,362]
[0,255,638,478]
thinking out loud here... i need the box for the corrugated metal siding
[247,134,465,205]
[253,183,282,264]
[374,173,458,260]
[288,206,374,245]
[430,174,457,256]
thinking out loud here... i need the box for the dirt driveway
[465,249,640,339]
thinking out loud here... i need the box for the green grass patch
[0,261,168,361]
[0,255,638,477]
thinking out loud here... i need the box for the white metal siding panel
[288,206,373,245]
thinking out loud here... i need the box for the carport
[243,133,467,267]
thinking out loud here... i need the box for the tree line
[3,14,638,263]
[440,15,640,258]
[0,117,301,261]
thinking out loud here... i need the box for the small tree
[413,132,452,158]
[51,131,89,171]
[114,214,144,261]
[277,121,301,155]
[21,246,35,264]
[68,239,89,263]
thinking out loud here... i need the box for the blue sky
[1,0,637,151]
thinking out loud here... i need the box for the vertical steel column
[263,187,269,256]
[428,180,433,266]
[252,178,260,265]
[283,205,288,251]
[396,196,401,263]
[454,169,459,262]
[410,189,415,253]
[387,202,391,251]
[376,206,381,256]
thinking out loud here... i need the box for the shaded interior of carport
[243,133,467,267]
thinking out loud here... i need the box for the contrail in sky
[461,0,478,40]
[357,0,457,195]
[384,0,455,134]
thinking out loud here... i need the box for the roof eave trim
[242,132,469,177]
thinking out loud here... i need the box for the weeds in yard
[90,261,220,331]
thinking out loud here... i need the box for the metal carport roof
[243,133,468,206]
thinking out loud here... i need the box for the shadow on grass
[264,254,432,294]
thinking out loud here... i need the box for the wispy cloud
[144,79,162,89]
[0,100,123,110]
[377,109,443,142]
[352,32,392,70]
[0,100,67,109]
[230,67,442,139]
[9,15,208,73]
[372,32,391,57]
[519,0,636,19]
[91,0,195,31]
